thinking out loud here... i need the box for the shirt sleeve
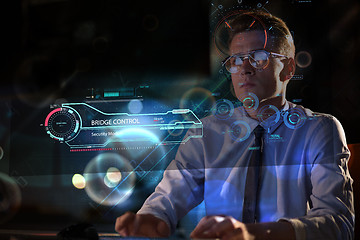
[137,127,205,233]
[282,115,355,240]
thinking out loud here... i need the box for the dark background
[2,0,360,142]
[0,0,359,238]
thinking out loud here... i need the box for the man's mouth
[238,82,256,88]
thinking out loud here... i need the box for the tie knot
[253,125,265,139]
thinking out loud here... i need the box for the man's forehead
[229,31,267,54]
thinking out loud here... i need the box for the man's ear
[280,57,295,82]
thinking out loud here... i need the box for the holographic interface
[44,103,203,149]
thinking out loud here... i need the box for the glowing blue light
[128,99,143,114]
[112,128,160,143]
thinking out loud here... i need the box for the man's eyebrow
[231,49,265,55]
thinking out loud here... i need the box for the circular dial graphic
[257,105,280,128]
[212,99,234,120]
[230,120,251,142]
[283,108,307,130]
[45,107,81,141]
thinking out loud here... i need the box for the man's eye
[253,51,268,61]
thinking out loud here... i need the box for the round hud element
[230,120,251,142]
[257,105,280,128]
[283,108,307,129]
[44,107,81,142]
[212,10,268,58]
[239,92,259,112]
[83,153,136,206]
[143,14,160,32]
[212,99,235,120]
[295,51,312,68]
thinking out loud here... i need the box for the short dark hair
[227,10,295,58]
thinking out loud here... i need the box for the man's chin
[235,90,260,101]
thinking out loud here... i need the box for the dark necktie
[242,125,265,223]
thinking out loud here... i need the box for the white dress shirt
[138,101,354,240]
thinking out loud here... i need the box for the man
[115,10,354,239]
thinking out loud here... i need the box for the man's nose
[239,58,255,75]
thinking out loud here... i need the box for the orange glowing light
[225,21,231,29]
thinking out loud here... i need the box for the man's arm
[115,126,206,236]
[136,159,205,233]
[285,115,354,240]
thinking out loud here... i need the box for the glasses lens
[225,56,243,73]
[224,50,271,72]
[250,50,269,69]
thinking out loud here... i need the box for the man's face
[229,30,287,104]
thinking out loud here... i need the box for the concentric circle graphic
[239,92,259,112]
[257,105,280,128]
[212,99,235,120]
[230,120,251,142]
[44,107,81,142]
[283,109,307,129]
[83,153,136,206]
[295,51,312,68]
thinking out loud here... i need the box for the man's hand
[190,215,295,240]
[190,215,255,240]
[115,212,170,238]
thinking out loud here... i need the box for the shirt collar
[262,100,291,134]
[234,100,291,134]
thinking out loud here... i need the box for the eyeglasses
[222,49,288,73]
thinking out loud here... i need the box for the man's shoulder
[287,102,341,127]
[289,102,332,118]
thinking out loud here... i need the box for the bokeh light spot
[72,174,86,189]
[83,153,136,206]
[128,99,143,113]
[106,167,122,183]
[295,51,312,68]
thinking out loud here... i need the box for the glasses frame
[222,49,289,73]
